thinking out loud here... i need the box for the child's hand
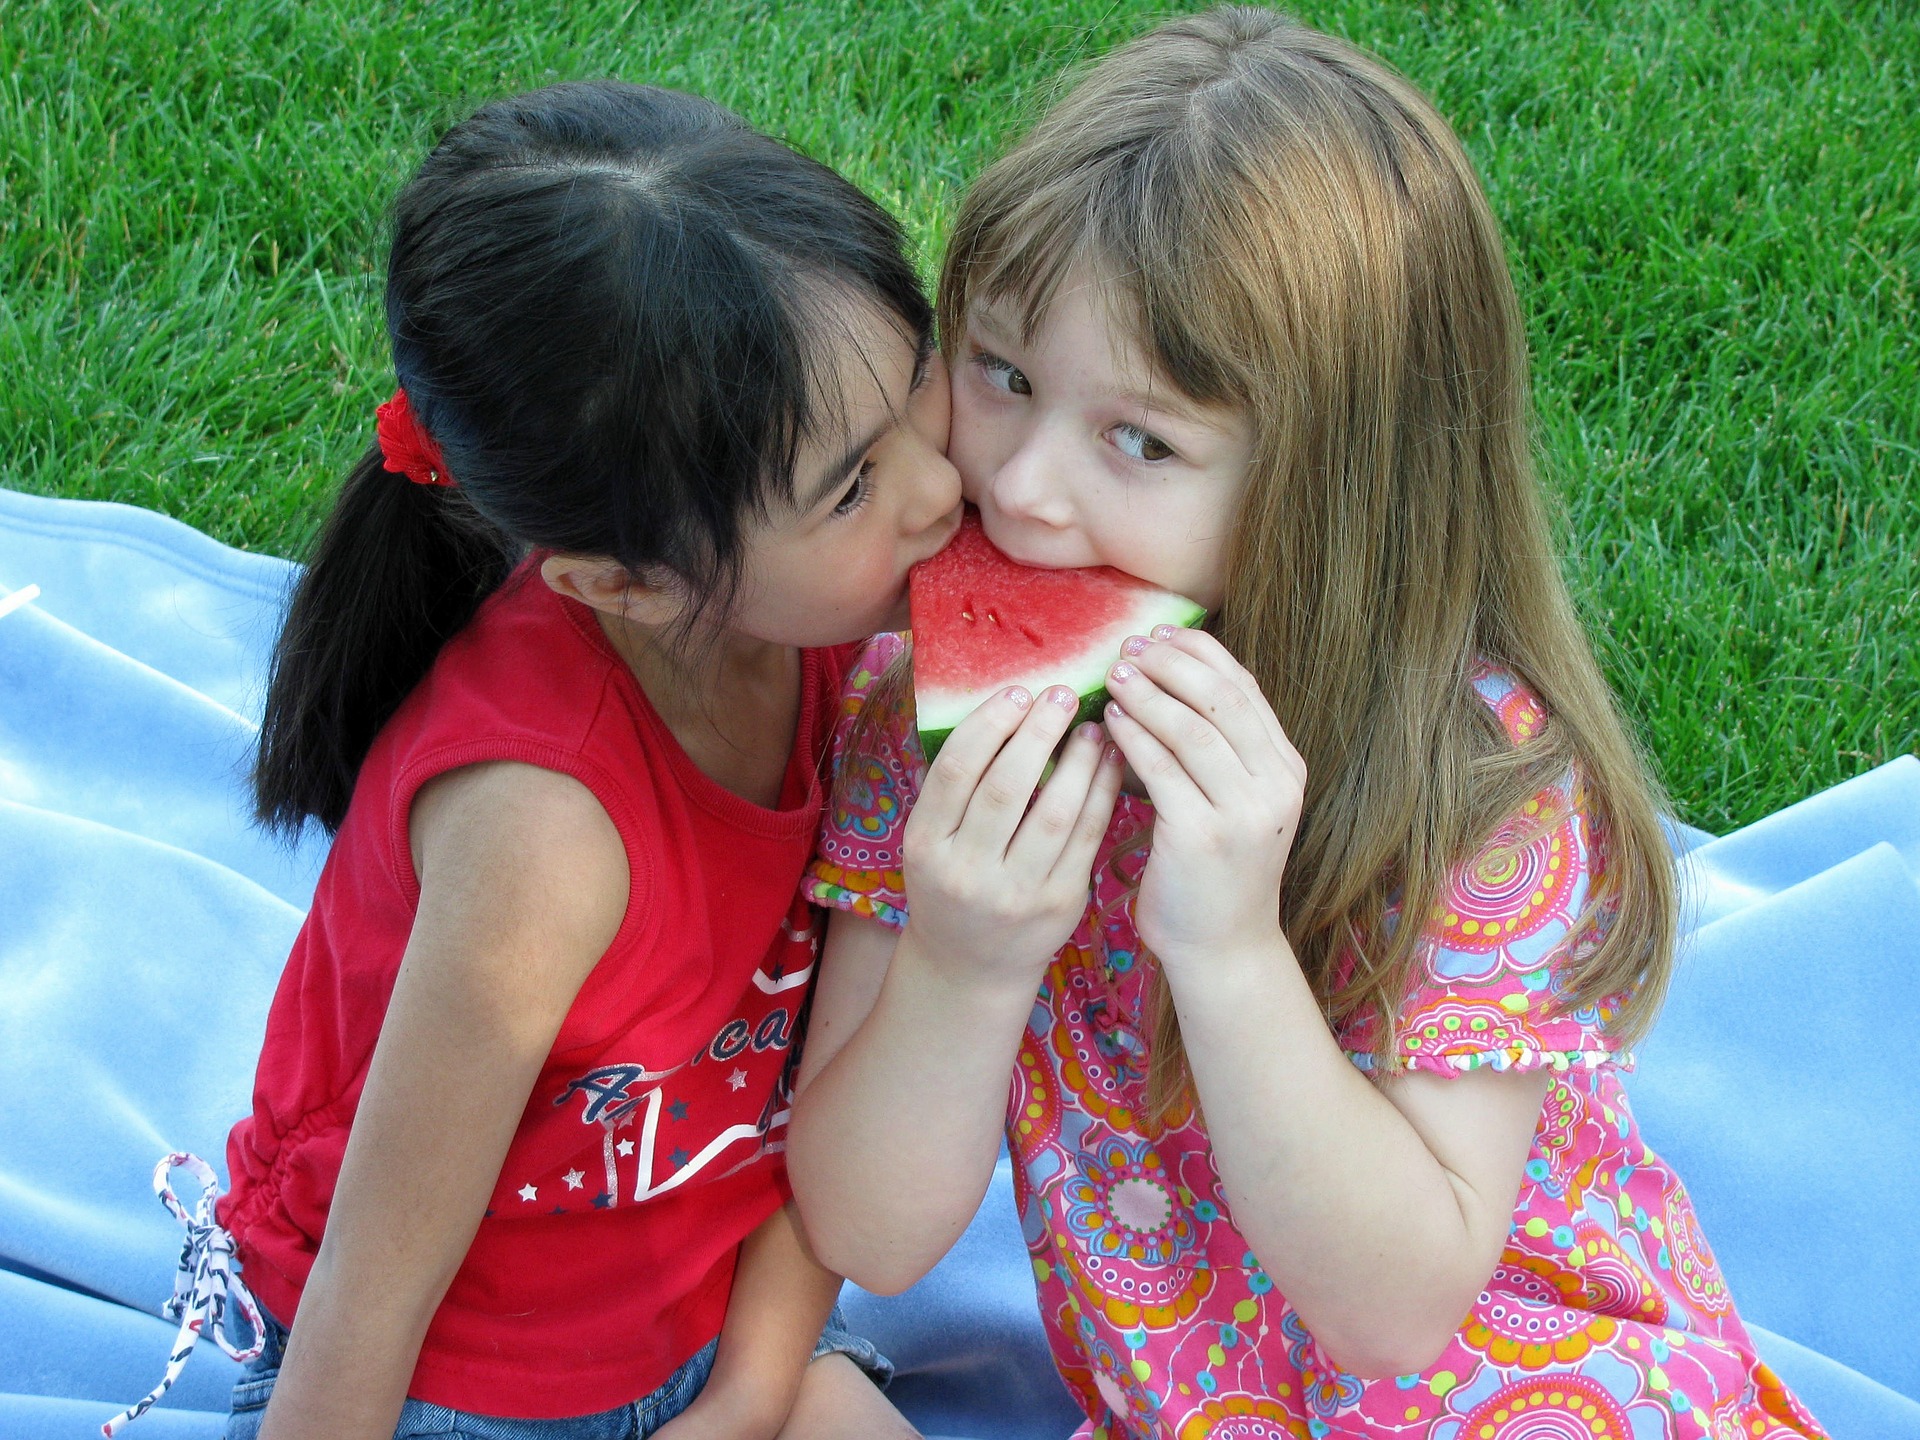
[901,685,1123,986]
[1101,628,1305,966]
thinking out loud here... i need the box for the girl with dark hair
[110,80,971,1440]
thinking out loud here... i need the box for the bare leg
[776,1353,920,1440]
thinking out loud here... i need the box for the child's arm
[788,690,1123,1294]
[259,761,629,1440]
[1101,630,1553,1381]
[650,1201,845,1439]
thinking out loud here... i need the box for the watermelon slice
[909,509,1208,759]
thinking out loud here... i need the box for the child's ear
[539,553,686,628]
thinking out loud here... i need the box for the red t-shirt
[219,565,851,1417]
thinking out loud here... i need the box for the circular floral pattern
[1046,1299,1105,1421]
[1175,1394,1312,1440]
[1432,799,1577,954]
[1512,1232,1670,1328]
[1278,1310,1362,1416]
[1496,685,1546,743]
[1396,996,1537,1066]
[1077,1319,1162,1437]
[1755,1360,1826,1432]
[1505,1228,1674,1328]
[1530,1078,1589,1197]
[1010,1030,1061,1164]
[830,754,900,840]
[1051,1226,1216,1332]
[1064,1136,1197,1267]
[1456,1373,1632,1439]
[1665,1185,1734,1315]
[1052,987,1145,1132]
[1575,1222,1671,1325]
[1460,1259,1621,1367]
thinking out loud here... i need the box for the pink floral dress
[804,635,1826,1440]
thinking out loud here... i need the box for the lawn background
[3,0,1914,833]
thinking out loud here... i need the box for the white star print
[617,1138,635,1157]
[517,1183,537,1202]
[726,1068,748,1091]
[563,1168,585,1190]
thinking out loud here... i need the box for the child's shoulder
[1341,661,1622,1075]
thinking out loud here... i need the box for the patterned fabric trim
[802,873,907,931]
[1346,1046,1632,1075]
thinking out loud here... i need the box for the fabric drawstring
[101,1153,266,1436]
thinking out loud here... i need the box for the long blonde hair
[934,6,1676,1115]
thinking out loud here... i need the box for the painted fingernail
[1106,700,1126,720]
[1110,662,1137,683]
[1151,624,1177,641]
[1104,744,1122,765]
[1046,685,1077,708]
[1121,635,1150,657]
[1006,686,1032,708]
[1077,721,1102,741]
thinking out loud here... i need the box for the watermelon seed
[987,609,1001,625]
[1019,624,1043,646]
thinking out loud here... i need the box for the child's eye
[975,351,1032,397]
[833,461,876,517]
[1111,423,1174,463]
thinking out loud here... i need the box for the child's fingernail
[1121,635,1150,657]
[1110,662,1137,683]
[1106,700,1126,720]
[1104,743,1122,765]
[1151,624,1177,641]
[1046,685,1077,708]
[1007,686,1032,708]
[1077,721,1102,741]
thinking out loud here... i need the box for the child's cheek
[911,353,953,454]
[944,404,997,503]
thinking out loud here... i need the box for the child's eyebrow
[966,303,1020,343]
[1104,384,1211,429]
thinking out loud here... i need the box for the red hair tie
[375,387,454,487]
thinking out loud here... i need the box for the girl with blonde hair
[788,8,1827,1438]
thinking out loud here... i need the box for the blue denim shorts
[223,1303,890,1439]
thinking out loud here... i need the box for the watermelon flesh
[908,509,1208,759]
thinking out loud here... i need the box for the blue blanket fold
[2,486,1914,1440]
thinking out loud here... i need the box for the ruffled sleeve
[801,633,925,932]
[1340,668,1627,1077]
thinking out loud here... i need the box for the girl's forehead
[970,278,1153,376]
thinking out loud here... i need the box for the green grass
[3,0,1914,831]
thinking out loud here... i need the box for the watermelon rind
[914,591,1207,761]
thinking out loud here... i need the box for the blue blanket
[2,485,1915,1439]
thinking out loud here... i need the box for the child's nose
[901,430,963,538]
[986,427,1073,528]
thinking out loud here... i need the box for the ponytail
[252,445,513,835]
